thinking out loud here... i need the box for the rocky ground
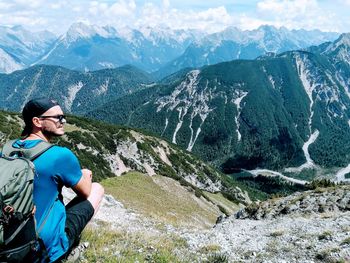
[182,185,350,262]
[65,185,350,262]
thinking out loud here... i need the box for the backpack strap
[1,140,53,161]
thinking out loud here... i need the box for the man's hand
[82,168,92,180]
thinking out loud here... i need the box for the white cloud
[134,4,233,33]
[108,0,136,17]
[254,0,339,31]
[13,0,45,9]
[0,0,348,34]
[0,1,12,10]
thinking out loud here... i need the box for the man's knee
[87,183,104,211]
[92,182,104,195]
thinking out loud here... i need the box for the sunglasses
[39,115,66,124]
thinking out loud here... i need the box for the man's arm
[72,169,92,198]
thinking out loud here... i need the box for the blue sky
[0,0,349,35]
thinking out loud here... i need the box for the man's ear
[32,117,42,128]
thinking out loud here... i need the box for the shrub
[204,253,229,263]
[307,179,336,190]
[318,230,332,241]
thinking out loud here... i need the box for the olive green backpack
[0,140,52,262]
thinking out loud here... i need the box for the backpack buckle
[3,205,14,214]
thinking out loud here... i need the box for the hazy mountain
[156,25,339,78]
[87,34,350,172]
[0,64,154,114]
[0,47,23,73]
[0,25,56,72]
[33,22,199,72]
[0,23,339,75]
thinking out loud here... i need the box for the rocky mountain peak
[65,22,113,42]
[336,33,350,48]
[323,33,350,66]
[325,33,350,52]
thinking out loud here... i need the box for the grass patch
[318,230,333,241]
[315,247,341,262]
[340,237,350,246]
[198,244,221,254]
[203,192,240,216]
[63,123,86,133]
[203,253,229,263]
[269,229,285,237]
[80,226,190,263]
[102,172,219,228]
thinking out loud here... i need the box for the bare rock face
[236,185,350,220]
[182,185,350,262]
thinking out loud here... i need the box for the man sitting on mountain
[12,98,104,262]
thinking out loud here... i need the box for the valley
[1,22,350,262]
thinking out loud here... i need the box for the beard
[42,127,64,138]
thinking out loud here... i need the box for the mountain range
[0,29,349,178]
[0,25,56,72]
[86,33,350,173]
[0,23,339,76]
[0,64,153,114]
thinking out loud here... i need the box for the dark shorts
[65,197,94,248]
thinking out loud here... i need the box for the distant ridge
[0,23,339,74]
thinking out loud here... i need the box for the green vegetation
[203,253,229,263]
[270,230,285,237]
[203,192,239,216]
[315,247,341,262]
[231,173,308,199]
[80,225,190,263]
[0,64,154,115]
[85,50,350,173]
[0,110,263,208]
[306,179,336,190]
[102,172,219,227]
[318,230,333,241]
[340,237,350,246]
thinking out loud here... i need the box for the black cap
[21,98,59,136]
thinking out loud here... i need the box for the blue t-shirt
[13,140,82,262]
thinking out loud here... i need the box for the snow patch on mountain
[335,72,350,100]
[295,54,316,133]
[155,70,214,150]
[172,108,187,144]
[65,81,84,112]
[232,90,248,142]
[161,117,168,137]
[295,53,347,121]
[94,78,109,96]
[268,75,276,89]
[21,67,43,109]
[98,62,115,68]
